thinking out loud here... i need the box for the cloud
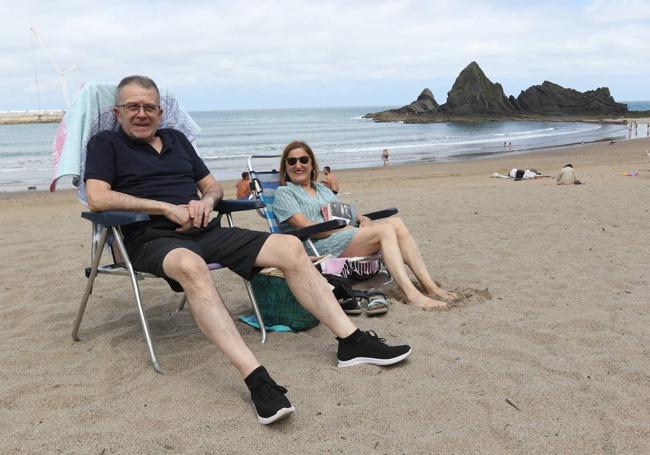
[2,0,649,110]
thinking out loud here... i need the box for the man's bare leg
[255,234,412,368]
[254,235,357,338]
[162,248,260,378]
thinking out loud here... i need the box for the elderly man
[84,75,411,425]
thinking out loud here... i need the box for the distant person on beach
[273,140,458,311]
[83,75,412,425]
[236,171,252,199]
[320,166,339,194]
[382,148,390,167]
[508,168,540,180]
[556,164,582,185]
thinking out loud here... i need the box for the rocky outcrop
[364,62,629,122]
[405,88,439,112]
[365,89,439,121]
[441,62,518,115]
[515,82,627,115]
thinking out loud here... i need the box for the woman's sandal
[364,292,390,316]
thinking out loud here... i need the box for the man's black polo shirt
[84,128,211,239]
[84,128,210,205]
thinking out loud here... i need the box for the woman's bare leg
[342,224,447,310]
[383,218,458,301]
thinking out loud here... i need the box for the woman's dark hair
[564,163,573,168]
[279,140,319,185]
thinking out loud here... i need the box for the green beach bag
[249,272,320,331]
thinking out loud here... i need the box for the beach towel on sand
[49,82,201,202]
[238,315,294,333]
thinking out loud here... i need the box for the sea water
[0,104,645,192]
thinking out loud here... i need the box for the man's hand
[165,204,192,232]
[187,198,214,228]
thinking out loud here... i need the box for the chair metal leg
[177,295,187,312]
[244,280,266,343]
[110,227,166,374]
[73,226,109,342]
[224,212,267,343]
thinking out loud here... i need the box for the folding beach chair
[50,82,266,374]
[246,155,396,289]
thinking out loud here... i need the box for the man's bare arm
[85,179,191,228]
[329,175,340,194]
[197,174,223,207]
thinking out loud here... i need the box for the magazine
[321,201,354,224]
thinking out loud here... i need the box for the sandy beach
[1,137,649,454]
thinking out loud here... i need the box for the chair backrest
[249,168,294,234]
[50,81,201,201]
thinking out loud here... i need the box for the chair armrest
[287,219,347,240]
[362,208,399,220]
[81,211,150,226]
[216,199,265,213]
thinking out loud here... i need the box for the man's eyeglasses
[116,103,161,114]
[286,156,310,166]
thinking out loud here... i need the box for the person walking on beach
[236,171,252,199]
[84,75,412,426]
[381,148,390,167]
[320,166,339,194]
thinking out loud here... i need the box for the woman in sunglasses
[273,141,457,310]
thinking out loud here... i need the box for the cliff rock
[515,81,627,115]
[364,61,629,122]
[366,89,439,121]
[440,62,518,115]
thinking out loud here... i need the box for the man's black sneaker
[245,366,295,425]
[336,329,412,367]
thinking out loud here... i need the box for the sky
[2,0,649,111]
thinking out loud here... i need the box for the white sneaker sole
[337,348,412,368]
[257,405,295,425]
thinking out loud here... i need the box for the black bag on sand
[323,273,372,300]
[323,273,389,316]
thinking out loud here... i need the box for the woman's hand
[358,216,373,228]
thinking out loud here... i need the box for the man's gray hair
[116,75,160,102]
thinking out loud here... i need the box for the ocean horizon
[1,102,649,193]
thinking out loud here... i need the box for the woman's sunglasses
[286,156,310,166]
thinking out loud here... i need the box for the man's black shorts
[125,219,271,292]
